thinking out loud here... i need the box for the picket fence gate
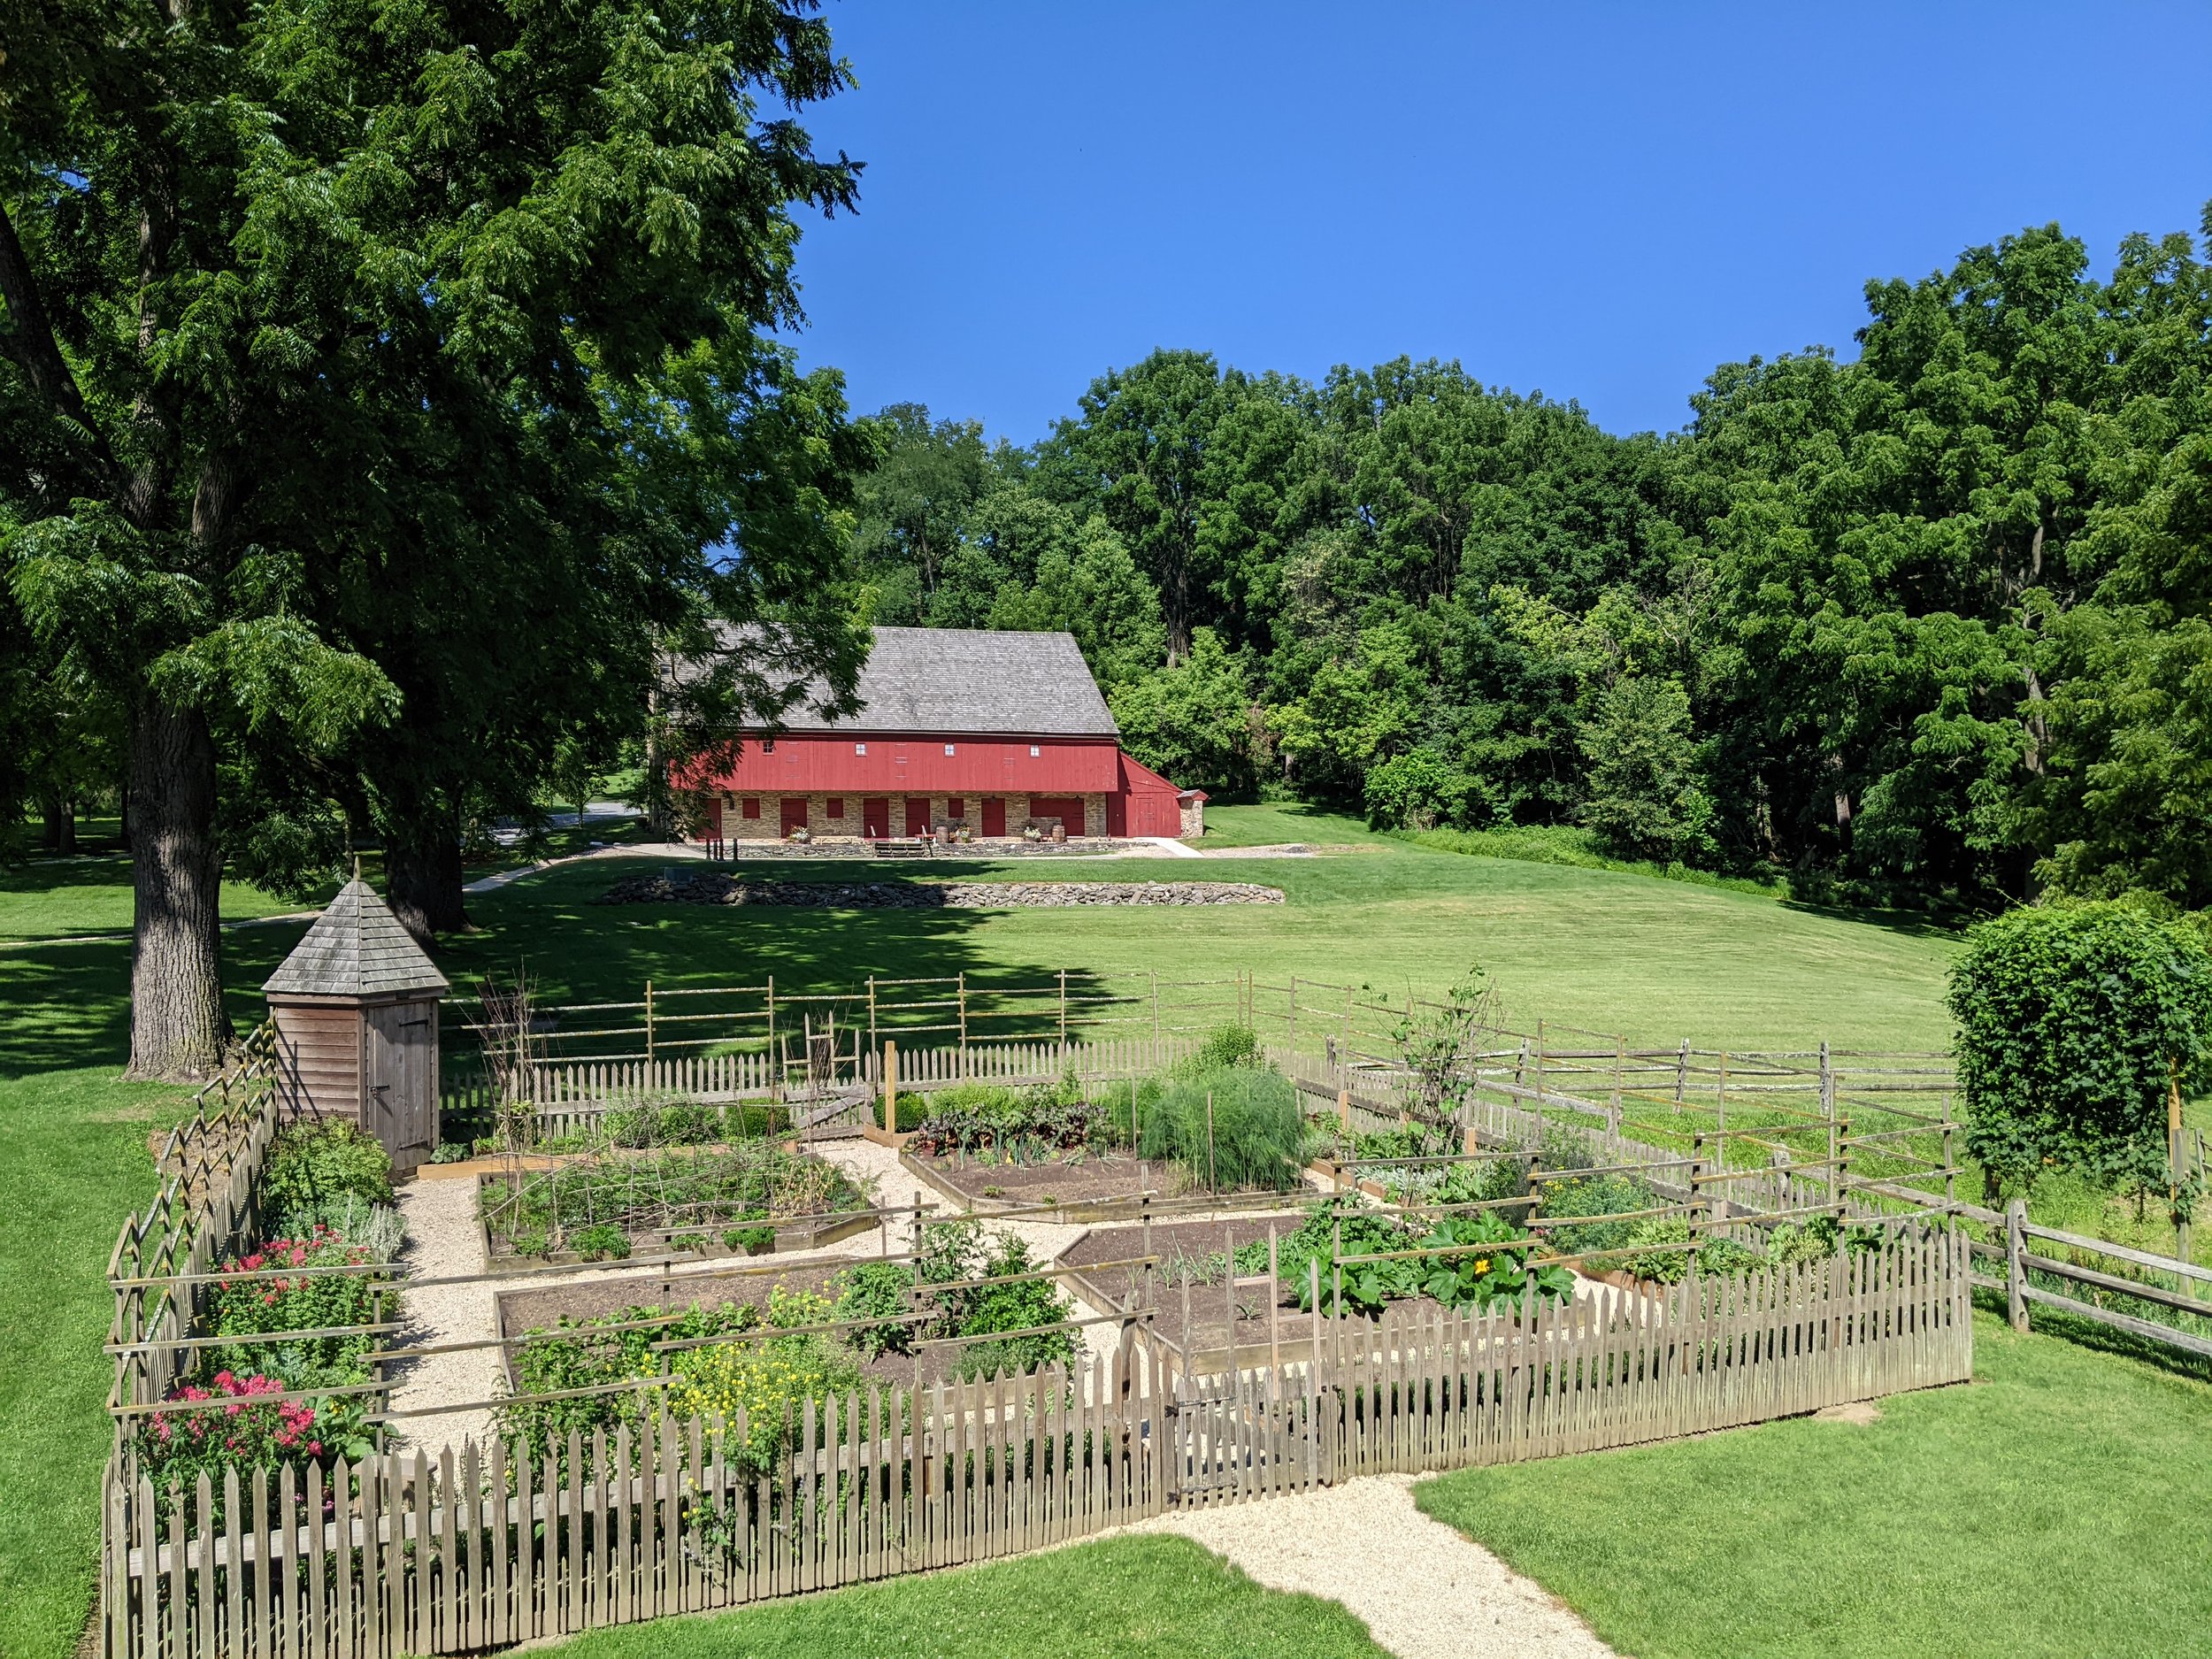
[105,1229,1970,1659]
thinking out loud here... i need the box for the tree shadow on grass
[0,924,311,1082]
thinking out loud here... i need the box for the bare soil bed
[900,1146,1183,1215]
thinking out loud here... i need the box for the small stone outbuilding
[263,877,449,1176]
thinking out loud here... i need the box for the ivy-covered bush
[1947,902,2212,1202]
[262,1119,394,1217]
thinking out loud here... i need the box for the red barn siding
[694,735,1117,795]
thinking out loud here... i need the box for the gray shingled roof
[764,627,1119,738]
[263,878,451,999]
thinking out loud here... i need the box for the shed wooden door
[903,796,931,836]
[862,797,889,838]
[980,797,1006,837]
[780,796,809,837]
[363,1001,439,1171]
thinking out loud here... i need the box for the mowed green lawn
[518,1533,1389,1659]
[1417,1310,2212,1659]
[0,808,1960,1657]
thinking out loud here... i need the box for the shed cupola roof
[262,877,450,999]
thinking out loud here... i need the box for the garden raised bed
[473,1149,876,1268]
[896,1145,1181,1220]
[490,1255,1129,1394]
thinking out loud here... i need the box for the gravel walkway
[1125,1473,1619,1659]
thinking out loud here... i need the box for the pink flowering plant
[134,1370,372,1511]
[209,1227,390,1381]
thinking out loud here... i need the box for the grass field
[1416,1310,2212,1659]
[518,1533,1389,1659]
[0,807,1965,1658]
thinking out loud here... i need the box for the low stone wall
[595,873,1285,907]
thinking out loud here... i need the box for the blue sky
[780,2,2212,442]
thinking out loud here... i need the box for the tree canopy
[853,207,2212,915]
[0,0,873,1074]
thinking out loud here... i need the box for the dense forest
[849,211,2212,914]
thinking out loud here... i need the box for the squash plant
[1411,1211,1573,1314]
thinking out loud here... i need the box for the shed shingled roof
[752,627,1119,738]
[263,878,450,999]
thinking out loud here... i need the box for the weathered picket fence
[104,1227,1970,1659]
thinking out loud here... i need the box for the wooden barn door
[862,797,889,838]
[981,796,1006,837]
[903,795,931,836]
[780,796,809,837]
[363,1001,439,1172]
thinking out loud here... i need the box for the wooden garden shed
[263,877,449,1176]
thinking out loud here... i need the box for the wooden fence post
[2006,1199,2029,1333]
[1057,970,1069,1056]
[1820,1040,1836,1202]
[883,1042,899,1135]
[644,979,655,1064]
[1675,1039,1689,1108]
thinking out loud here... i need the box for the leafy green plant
[907,1076,1100,1157]
[261,1119,394,1216]
[724,1223,777,1255]
[1538,1170,1661,1256]
[480,1141,862,1244]
[208,1229,388,1380]
[501,1302,757,1463]
[668,1331,863,1476]
[428,1141,474,1164]
[1138,1064,1302,1192]
[570,1223,631,1261]
[1179,1024,1265,1074]
[265,1194,406,1262]
[1409,1210,1573,1314]
[833,1261,918,1358]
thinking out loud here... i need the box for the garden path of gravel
[1123,1473,1619,1659]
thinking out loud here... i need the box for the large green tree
[1,0,869,1074]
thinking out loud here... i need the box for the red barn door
[1030,796,1085,837]
[903,796,931,836]
[780,797,808,837]
[862,797,889,839]
[981,797,1006,837]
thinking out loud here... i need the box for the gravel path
[1125,1473,1620,1659]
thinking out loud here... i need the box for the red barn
[695,628,1204,845]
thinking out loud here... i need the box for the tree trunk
[126,701,227,1079]
[40,795,62,853]
[386,817,468,941]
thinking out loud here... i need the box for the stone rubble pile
[595,873,1285,908]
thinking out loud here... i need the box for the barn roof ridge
[263,877,451,999]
